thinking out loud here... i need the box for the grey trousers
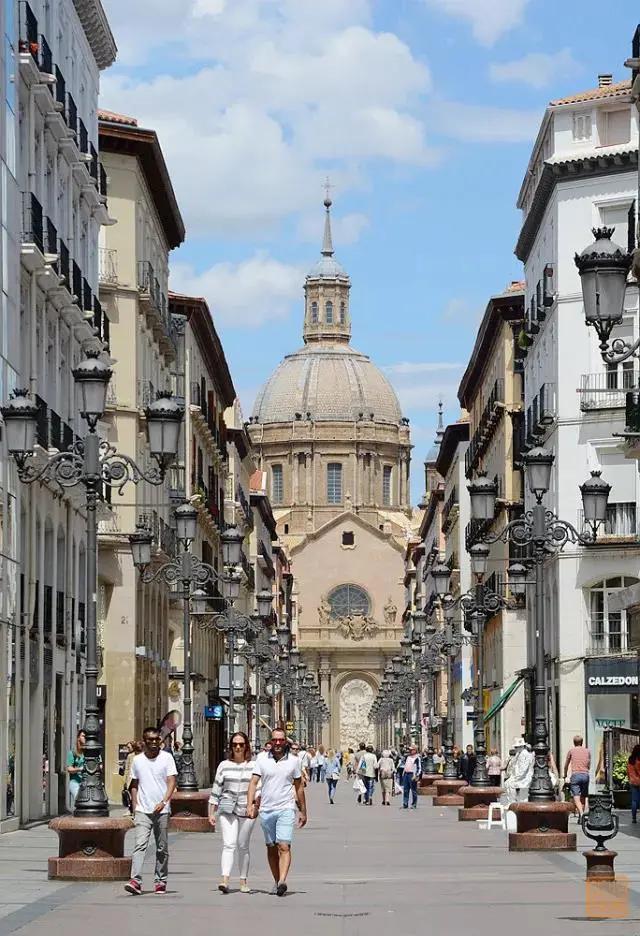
[131,811,169,884]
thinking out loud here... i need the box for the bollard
[581,789,619,882]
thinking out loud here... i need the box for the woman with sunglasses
[208,732,257,894]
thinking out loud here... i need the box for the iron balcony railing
[78,117,88,154]
[464,378,505,477]
[82,278,92,314]
[578,502,637,539]
[66,92,78,137]
[40,34,52,75]
[580,371,638,411]
[99,163,108,199]
[23,192,44,253]
[54,65,65,111]
[72,260,82,303]
[56,590,65,642]
[89,144,98,181]
[19,1,38,60]
[59,238,70,286]
[43,585,53,637]
[45,217,57,262]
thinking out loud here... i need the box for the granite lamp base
[508,801,576,851]
[433,779,468,806]
[48,816,132,880]
[584,848,617,881]
[169,790,211,832]
[418,774,441,796]
[458,786,503,821]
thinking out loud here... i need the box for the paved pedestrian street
[1,785,640,936]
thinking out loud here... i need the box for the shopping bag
[353,777,366,795]
[394,780,403,796]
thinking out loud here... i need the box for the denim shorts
[260,808,296,845]
[569,772,589,796]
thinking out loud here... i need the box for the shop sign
[585,658,640,694]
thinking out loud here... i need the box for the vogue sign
[585,659,640,694]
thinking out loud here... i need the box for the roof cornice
[169,293,236,406]
[515,149,638,263]
[72,0,117,69]
[458,291,524,407]
[435,422,469,477]
[99,120,185,249]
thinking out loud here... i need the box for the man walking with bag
[125,726,177,895]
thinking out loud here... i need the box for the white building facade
[0,0,116,828]
[516,76,640,773]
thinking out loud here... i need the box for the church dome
[252,342,403,425]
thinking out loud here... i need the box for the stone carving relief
[339,679,374,749]
[336,615,378,641]
[384,597,398,626]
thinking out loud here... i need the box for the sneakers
[270,884,279,895]
[124,880,142,896]
[276,881,288,897]
[239,884,251,894]
[154,882,167,895]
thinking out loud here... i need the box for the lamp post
[467,451,610,803]
[1,352,183,877]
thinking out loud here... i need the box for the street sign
[265,681,281,697]
[204,704,224,721]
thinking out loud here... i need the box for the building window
[572,113,592,141]
[342,531,354,546]
[325,300,333,324]
[339,301,346,324]
[382,465,393,506]
[271,464,283,504]
[311,301,318,324]
[327,462,342,504]
[587,576,639,654]
[328,583,370,619]
[599,107,630,146]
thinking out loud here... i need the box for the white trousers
[218,813,255,878]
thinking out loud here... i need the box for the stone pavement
[1,783,640,935]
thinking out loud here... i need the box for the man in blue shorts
[247,727,307,896]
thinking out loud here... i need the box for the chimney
[598,73,613,87]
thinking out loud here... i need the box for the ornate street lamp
[1,351,182,877]
[467,449,610,801]
[575,227,632,357]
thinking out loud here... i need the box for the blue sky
[100,0,638,502]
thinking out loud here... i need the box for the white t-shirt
[253,750,301,812]
[131,751,177,814]
[298,750,311,771]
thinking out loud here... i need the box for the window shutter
[628,200,636,254]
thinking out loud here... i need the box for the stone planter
[458,786,503,821]
[48,816,133,880]
[433,778,467,806]
[508,801,576,851]
[418,774,441,796]
[169,790,212,832]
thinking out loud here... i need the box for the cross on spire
[321,181,334,256]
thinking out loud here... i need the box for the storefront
[584,657,640,778]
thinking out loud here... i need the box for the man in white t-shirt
[125,726,177,896]
[247,727,306,897]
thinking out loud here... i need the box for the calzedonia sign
[585,658,640,694]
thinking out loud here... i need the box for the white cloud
[431,101,541,143]
[423,0,531,45]
[170,253,302,328]
[383,361,463,375]
[489,48,580,90]
[100,2,434,238]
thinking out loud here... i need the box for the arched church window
[339,301,346,323]
[325,300,333,324]
[311,301,318,324]
[328,584,370,619]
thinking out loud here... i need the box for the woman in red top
[627,745,640,824]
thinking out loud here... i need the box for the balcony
[464,378,505,478]
[21,191,43,256]
[580,371,637,411]
[258,539,275,578]
[138,260,175,359]
[137,379,156,409]
[169,465,185,501]
[99,247,118,286]
[578,502,637,540]
[441,486,458,534]
[56,590,65,646]
[586,612,636,656]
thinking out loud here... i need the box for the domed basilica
[248,198,411,748]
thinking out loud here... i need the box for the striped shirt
[209,759,256,816]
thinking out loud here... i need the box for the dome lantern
[303,195,351,344]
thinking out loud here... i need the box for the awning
[484,676,525,723]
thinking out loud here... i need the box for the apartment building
[457,284,527,758]
[96,111,184,800]
[4,0,116,827]
[434,419,474,751]
[515,74,640,767]
[169,292,237,783]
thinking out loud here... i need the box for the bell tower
[303,196,351,345]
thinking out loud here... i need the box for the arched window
[325,300,333,324]
[339,301,346,324]
[271,464,283,504]
[310,301,318,324]
[328,584,370,619]
[588,576,640,653]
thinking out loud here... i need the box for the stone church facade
[248,198,412,749]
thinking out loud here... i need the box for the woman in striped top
[208,732,256,894]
